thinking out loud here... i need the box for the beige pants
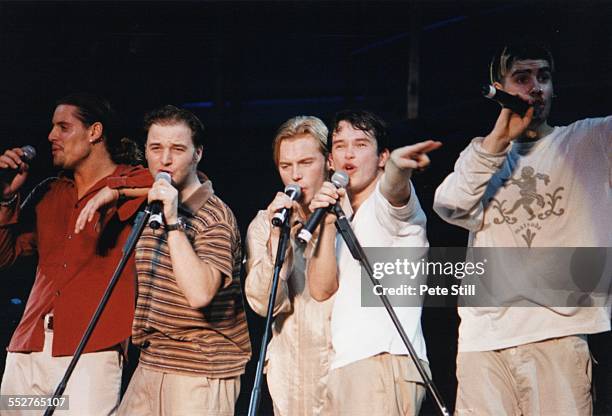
[323,353,429,416]
[0,327,122,416]
[118,365,240,416]
[456,336,592,416]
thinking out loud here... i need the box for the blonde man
[245,116,333,416]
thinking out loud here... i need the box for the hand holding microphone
[269,184,301,227]
[298,171,349,245]
[481,85,536,153]
[482,85,531,116]
[0,145,36,199]
[147,172,176,229]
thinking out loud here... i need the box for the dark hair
[56,93,143,165]
[489,41,555,84]
[143,105,205,148]
[329,109,389,154]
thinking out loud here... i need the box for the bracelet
[0,193,17,206]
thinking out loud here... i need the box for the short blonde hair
[272,116,328,165]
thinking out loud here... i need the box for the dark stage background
[0,1,610,414]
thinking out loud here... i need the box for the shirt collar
[179,172,214,215]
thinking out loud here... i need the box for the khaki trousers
[456,336,592,416]
[0,326,122,416]
[118,365,240,416]
[323,353,429,416]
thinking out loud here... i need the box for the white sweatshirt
[434,116,612,351]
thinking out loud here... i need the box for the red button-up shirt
[0,165,152,356]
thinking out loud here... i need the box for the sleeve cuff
[106,166,154,189]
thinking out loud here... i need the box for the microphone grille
[331,171,349,188]
[155,172,171,182]
[482,85,496,98]
[285,183,301,199]
[21,145,36,161]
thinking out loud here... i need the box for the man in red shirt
[0,93,151,415]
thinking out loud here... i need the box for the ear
[493,81,504,91]
[327,152,335,171]
[89,122,104,143]
[194,145,203,164]
[378,148,390,168]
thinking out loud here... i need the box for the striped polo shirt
[132,177,251,378]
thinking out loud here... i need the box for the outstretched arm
[380,139,442,207]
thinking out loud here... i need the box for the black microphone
[148,172,171,229]
[297,171,349,245]
[482,85,530,116]
[0,145,36,184]
[271,184,301,227]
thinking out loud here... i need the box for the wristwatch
[166,218,186,232]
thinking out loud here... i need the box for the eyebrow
[279,157,315,165]
[332,135,372,144]
[510,66,551,77]
[147,140,188,147]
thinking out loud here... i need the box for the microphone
[271,184,301,227]
[148,172,172,229]
[0,145,36,184]
[482,85,530,116]
[297,171,349,245]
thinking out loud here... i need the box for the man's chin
[529,111,547,127]
[51,158,69,170]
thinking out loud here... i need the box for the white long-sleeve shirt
[434,116,612,351]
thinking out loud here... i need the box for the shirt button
[141,340,151,349]
[63,263,67,268]
[55,290,60,296]
[67,235,72,240]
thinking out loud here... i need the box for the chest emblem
[489,166,565,247]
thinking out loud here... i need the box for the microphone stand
[44,209,150,416]
[332,204,450,416]
[247,214,292,416]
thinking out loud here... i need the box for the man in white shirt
[308,110,441,416]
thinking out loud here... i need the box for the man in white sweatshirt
[434,41,611,415]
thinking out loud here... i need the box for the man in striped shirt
[118,105,251,416]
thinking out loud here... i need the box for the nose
[48,126,57,142]
[161,148,172,165]
[530,81,543,96]
[291,165,302,182]
[345,145,356,159]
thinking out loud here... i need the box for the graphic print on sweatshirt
[487,165,565,247]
